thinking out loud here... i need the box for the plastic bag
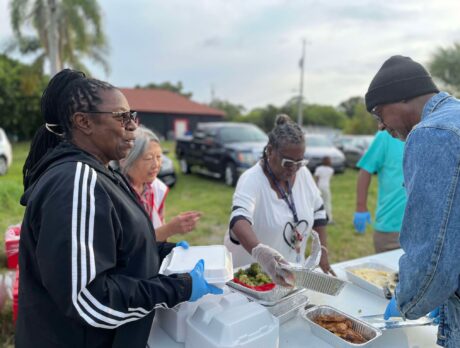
[303,229,322,270]
[0,271,15,311]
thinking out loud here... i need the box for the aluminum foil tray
[344,261,397,299]
[289,266,348,296]
[301,305,382,347]
[226,279,297,304]
[266,289,309,324]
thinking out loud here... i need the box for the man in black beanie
[365,55,460,348]
[365,55,439,140]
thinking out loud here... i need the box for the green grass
[0,141,377,346]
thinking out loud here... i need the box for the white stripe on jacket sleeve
[71,162,152,328]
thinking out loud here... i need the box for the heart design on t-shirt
[282,219,309,250]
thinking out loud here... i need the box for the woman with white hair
[120,125,201,241]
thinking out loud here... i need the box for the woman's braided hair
[23,69,115,189]
[262,114,305,161]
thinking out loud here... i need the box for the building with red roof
[120,88,225,139]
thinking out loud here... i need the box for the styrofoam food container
[344,261,397,299]
[159,245,233,287]
[157,289,231,342]
[185,292,279,348]
[227,263,295,303]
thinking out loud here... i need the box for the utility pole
[47,0,60,76]
[297,39,306,126]
[210,84,216,104]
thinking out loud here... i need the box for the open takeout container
[159,245,233,287]
[226,278,295,305]
[226,263,297,304]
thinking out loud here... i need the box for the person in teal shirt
[353,130,406,253]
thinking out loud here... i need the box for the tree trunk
[47,0,61,76]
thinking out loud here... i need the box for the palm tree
[429,43,460,94]
[9,0,109,76]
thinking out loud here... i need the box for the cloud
[2,0,460,109]
[199,37,223,48]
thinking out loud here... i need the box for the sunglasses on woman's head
[280,158,309,169]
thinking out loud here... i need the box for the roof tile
[120,88,225,117]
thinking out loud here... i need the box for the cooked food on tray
[350,268,397,291]
[312,314,367,344]
[234,263,273,288]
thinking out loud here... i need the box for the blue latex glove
[188,259,223,302]
[353,211,371,234]
[428,307,440,324]
[384,297,402,320]
[176,240,189,249]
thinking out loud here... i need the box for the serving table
[147,249,438,348]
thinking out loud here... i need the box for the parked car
[333,135,355,151]
[337,135,375,168]
[158,153,177,188]
[0,128,13,175]
[304,133,345,173]
[175,122,268,186]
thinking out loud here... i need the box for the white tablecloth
[147,249,439,347]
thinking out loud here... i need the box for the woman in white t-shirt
[120,126,201,241]
[314,156,335,223]
[224,115,335,286]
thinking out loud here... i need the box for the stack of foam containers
[157,292,225,342]
[185,292,279,348]
[158,291,280,347]
[158,245,279,347]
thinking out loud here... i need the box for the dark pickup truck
[175,122,268,186]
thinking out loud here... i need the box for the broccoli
[234,263,273,287]
[238,274,255,287]
[255,272,271,284]
[247,263,262,277]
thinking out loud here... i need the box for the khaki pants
[373,231,400,253]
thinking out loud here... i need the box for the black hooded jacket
[15,142,192,348]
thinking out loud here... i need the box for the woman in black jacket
[16,69,221,348]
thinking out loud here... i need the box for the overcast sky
[1,0,460,110]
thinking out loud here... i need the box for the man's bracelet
[321,245,328,254]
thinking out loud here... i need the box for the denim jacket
[396,92,460,347]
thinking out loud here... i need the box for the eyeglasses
[83,110,137,127]
[371,100,406,127]
[371,106,385,125]
[281,158,309,169]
